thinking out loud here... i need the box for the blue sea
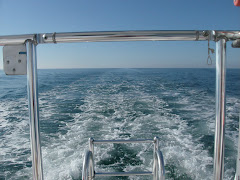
[0,68,239,180]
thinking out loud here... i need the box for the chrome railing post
[153,137,159,180]
[89,137,94,155]
[89,137,95,178]
[26,40,44,180]
[213,38,227,180]
[82,151,94,180]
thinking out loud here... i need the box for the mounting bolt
[202,31,209,37]
[13,68,16,72]
[42,34,48,40]
[18,59,21,63]
[7,60,10,64]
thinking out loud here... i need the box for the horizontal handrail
[1,30,240,46]
[95,171,153,177]
[39,30,205,43]
[0,34,36,46]
[93,139,154,144]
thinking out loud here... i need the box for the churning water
[0,68,239,180]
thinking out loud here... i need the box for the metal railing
[82,151,94,180]
[82,137,165,180]
[0,30,240,46]
[0,29,238,180]
[26,40,43,180]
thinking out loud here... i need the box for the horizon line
[1,67,240,70]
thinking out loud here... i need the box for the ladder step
[82,137,165,179]
[93,139,154,144]
[95,171,153,177]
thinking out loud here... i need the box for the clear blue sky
[0,0,239,69]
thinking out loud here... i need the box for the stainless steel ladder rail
[82,150,94,180]
[82,137,165,180]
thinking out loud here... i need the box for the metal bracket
[232,39,240,48]
[202,30,217,41]
[3,44,27,75]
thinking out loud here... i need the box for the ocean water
[0,68,239,180]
